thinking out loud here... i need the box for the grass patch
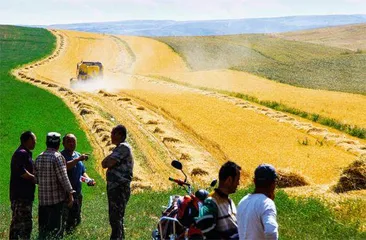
[154,34,366,95]
[1,186,364,239]
[0,25,103,236]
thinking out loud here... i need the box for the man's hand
[101,156,118,169]
[87,179,96,186]
[78,154,89,161]
[67,191,75,208]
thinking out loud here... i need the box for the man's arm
[54,154,74,206]
[101,155,118,169]
[21,170,35,184]
[14,151,35,183]
[66,154,88,170]
[261,202,279,240]
[102,144,130,169]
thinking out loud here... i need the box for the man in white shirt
[237,164,278,240]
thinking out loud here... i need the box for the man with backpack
[195,161,241,239]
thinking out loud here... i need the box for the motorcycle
[152,160,217,240]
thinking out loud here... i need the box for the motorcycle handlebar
[169,177,190,186]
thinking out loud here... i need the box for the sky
[1,0,365,25]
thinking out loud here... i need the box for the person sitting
[195,161,241,239]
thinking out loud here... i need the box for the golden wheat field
[16,28,365,195]
[158,69,366,129]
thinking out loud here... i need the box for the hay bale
[276,169,309,188]
[334,157,366,193]
[153,127,164,134]
[147,120,158,125]
[191,168,208,176]
[162,137,180,143]
[180,153,190,161]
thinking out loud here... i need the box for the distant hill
[276,23,366,51]
[154,28,366,95]
[49,15,366,36]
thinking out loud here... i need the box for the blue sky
[1,0,365,25]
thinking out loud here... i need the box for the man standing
[237,164,279,240]
[61,133,95,233]
[34,132,74,239]
[102,125,134,240]
[9,131,37,240]
[195,161,241,239]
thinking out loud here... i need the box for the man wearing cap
[237,164,279,240]
[9,131,37,240]
[61,133,95,233]
[102,124,134,240]
[34,132,74,239]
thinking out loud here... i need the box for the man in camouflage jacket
[102,125,134,240]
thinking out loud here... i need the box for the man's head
[254,164,277,199]
[63,133,77,153]
[46,132,61,150]
[111,125,127,145]
[20,131,36,151]
[218,161,241,194]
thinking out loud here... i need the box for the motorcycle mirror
[210,179,217,187]
[171,160,183,170]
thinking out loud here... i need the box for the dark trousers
[38,202,65,240]
[64,194,82,233]
[108,184,131,240]
[9,199,33,240]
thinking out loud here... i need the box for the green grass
[154,34,366,95]
[148,75,366,139]
[0,25,103,236]
[2,186,364,239]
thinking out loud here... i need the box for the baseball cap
[46,132,61,144]
[254,164,277,182]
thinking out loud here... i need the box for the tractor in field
[70,61,103,82]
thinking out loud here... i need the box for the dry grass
[119,35,188,74]
[191,168,209,176]
[277,169,310,188]
[334,156,366,193]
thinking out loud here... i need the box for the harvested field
[157,70,366,130]
[13,28,366,191]
[123,85,358,185]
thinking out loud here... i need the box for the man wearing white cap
[34,132,74,239]
[237,164,279,240]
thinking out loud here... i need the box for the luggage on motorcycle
[158,195,184,239]
[177,195,199,227]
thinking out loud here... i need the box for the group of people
[10,124,133,240]
[10,123,278,240]
[195,161,279,240]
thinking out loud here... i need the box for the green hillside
[154,33,366,95]
[277,23,366,51]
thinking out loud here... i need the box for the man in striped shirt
[196,161,241,239]
[34,132,74,239]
